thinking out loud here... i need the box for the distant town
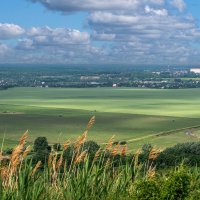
[1,65,200,90]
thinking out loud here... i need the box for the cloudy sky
[0,0,200,65]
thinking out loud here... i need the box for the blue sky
[0,0,200,65]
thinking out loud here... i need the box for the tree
[82,141,100,155]
[33,137,49,165]
[33,137,48,152]
[32,150,49,165]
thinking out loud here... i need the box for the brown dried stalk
[74,151,87,165]
[74,131,87,151]
[48,152,53,168]
[147,166,156,179]
[22,145,31,158]
[0,151,2,161]
[148,147,161,161]
[93,148,102,162]
[86,116,95,131]
[111,144,120,156]
[31,161,42,177]
[56,154,63,170]
[105,135,115,151]
[121,144,127,156]
[63,140,71,151]
[19,130,28,145]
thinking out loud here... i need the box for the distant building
[190,68,200,74]
[113,84,117,87]
[80,76,100,80]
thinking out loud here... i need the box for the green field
[0,87,200,150]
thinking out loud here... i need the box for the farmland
[0,87,200,150]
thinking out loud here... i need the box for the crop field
[0,87,200,150]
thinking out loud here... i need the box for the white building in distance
[190,68,200,74]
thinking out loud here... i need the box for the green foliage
[53,143,61,151]
[119,141,127,145]
[63,145,74,161]
[139,143,153,162]
[156,142,200,167]
[82,140,100,155]
[134,179,161,200]
[33,137,48,152]
[0,146,197,200]
[161,167,191,200]
[33,137,50,165]
[4,148,13,155]
[32,150,49,165]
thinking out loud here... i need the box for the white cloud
[1,26,102,64]
[92,32,116,41]
[0,23,24,40]
[26,27,90,46]
[171,0,186,12]
[29,0,165,12]
[145,5,168,16]
[1,0,200,64]
[0,44,10,55]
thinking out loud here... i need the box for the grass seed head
[121,144,127,156]
[19,130,28,145]
[56,154,63,170]
[0,152,2,161]
[86,116,95,131]
[48,152,53,168]
[0,166,8,180]
[63,140,71,151]
[93,148,102,162]
[148,147,161,160]
[74,151,87,165]
[147,166,156,179]
[105,135,115,151]
[22,145,31,158]
[74,131,87,150]
[111,144,120,156]
[31,161,42,177]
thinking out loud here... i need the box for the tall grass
[0,116,198,199]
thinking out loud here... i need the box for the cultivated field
[0,87,200,150]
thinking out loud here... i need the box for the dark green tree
[33,137,48,152]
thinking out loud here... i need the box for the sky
[0,0,200,65]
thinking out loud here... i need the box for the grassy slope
[0,87,200,149]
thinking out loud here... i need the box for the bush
[161,167,191,200]
[4,148,13,155]
[53,143,61,151]
[82,141,100,155]
[119,141,127,145]
[33,137,49,152]
[113,141,119,145]
[156,142,200,167]
[32,150,49,165]
[139,143,153,162]
[134,179,160,200]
